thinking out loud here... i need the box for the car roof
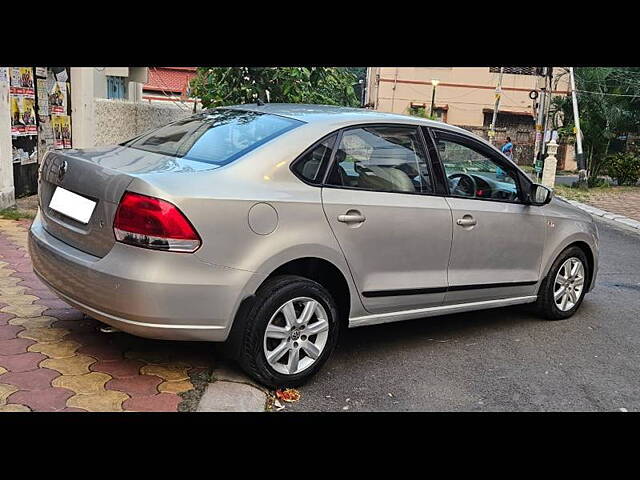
[220,103,469,134]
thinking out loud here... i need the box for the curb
[559,197,640,231]
[196,361,269,412]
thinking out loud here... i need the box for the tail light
[113,192,201,253]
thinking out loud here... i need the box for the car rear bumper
[28,212,263,342]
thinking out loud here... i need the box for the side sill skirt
[348,295,538,329]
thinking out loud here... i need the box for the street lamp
[430,79,440,118]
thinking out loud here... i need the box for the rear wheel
[238,275,339,389]
[536,246,589,320]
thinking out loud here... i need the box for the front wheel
[535,246,589,320]
[238,275,340,389]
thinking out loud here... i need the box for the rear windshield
[121,109,303,166]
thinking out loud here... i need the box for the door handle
[456,215,477,227]
[338,212,366,224]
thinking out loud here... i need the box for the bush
[603,152,640,186]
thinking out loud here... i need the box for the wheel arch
[540,236,597,293]
[264,257,352,329]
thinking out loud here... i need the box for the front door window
[436,136,521,202]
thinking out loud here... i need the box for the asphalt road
[287,217,640,412]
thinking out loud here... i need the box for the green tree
[190,67,361,109]
[552,67,640,181]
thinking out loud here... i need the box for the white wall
[94,98,195,147]
[0,75,15,208]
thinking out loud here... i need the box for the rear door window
[325,126,434,194]
[121,109,302,166]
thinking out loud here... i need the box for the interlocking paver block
[52,372,111,395]
[9,316,57,329]
[0,278,21,287]
[123,393,181,412]
[0,383,18,404]
[0,294,39,305]
[0,352,47,372]
[0,337,35,355]
[40,355,96,375]
[18,327,68,344]
[141,364,190,382]
[78,343,126,361]
[0,368,58,391]
[0,312,15,326]
[66,390,129,412]
[1,304,48,318]
[36,299,71,310]
[0,403,31,412]
[107,375,162,396]
[0,286,28,296]
[124,349,175,365]
[158,379,194,394]
[0,325,24,340]
[91,359,144,378]
[0,269,17,278]
[9,387,74,412]
[29,340,81,359]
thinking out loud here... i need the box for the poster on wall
[20,97,38,135]
[9,67,35,97]
[36,78,49,117]
[10,95,38,136]
[51,115,72,149]
[37,118,54,163]
[10,96,23,135]
[0,67,8,83]
[49,81,67,114]
[35,67,47,78]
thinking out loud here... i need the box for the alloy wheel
[263,297,330,375]
[553,257,585,312]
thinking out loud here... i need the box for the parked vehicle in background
[29,104,599,388]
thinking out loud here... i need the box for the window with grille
[489,67,537,76]
[106,76,127,99]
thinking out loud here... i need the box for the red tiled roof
[144,67,197,94]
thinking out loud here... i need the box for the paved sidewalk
[575,189,640,222]
[0,219,214,412]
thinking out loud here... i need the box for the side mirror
[529,183,553,206]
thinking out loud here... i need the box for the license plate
[49,187,97,224]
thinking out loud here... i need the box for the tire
[237,275,340,389]
[535,246,589,320]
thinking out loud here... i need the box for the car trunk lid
[38,145,216,258]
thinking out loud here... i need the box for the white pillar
[541,139,559,189]
[70,67,96,149]
[0,71,15,209]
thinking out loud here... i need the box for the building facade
[143,67,197,104]
[365,67,575,169]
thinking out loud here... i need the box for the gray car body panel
[28,104,598,341]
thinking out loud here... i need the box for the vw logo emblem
[58,160,68,182]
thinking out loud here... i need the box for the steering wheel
[448,173,477,197]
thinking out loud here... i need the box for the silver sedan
[28,104,599,388]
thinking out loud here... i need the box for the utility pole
[488,67,504,144]
[569,66,587,185]
[533,87,546,167]
[533,68,548,175]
